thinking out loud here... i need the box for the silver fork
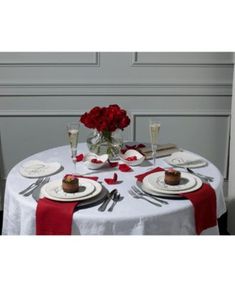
[128,189,162,207]
[131,186,168,205]
[23,177,50,197]
[108,193,121,212]
[19,178,44,195]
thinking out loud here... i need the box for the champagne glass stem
[71,149,77,174]
[152,144,157,166]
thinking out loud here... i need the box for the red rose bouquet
[80,104,130,158]
[80,104,130,133]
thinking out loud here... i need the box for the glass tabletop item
[41,178,102,202]
[149,119,160,166]
[143,172,202,195]
[165,151,207,168]
[19,160,61,178]
[67,122,80,172]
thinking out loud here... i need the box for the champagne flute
[149,119,161,166]
[67,122,80,173]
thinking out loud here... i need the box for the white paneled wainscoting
[0,52,233,234]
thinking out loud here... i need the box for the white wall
[0,52,233,210]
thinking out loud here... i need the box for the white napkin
[167,151,205,166]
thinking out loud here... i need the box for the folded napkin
[182,184,217,235]
[36,198,78,235]
[36,175,98,235]
[135,167,217,235]
[168,151,204,166]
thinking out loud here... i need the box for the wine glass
[149,119,161,166]
[67,122,80,173]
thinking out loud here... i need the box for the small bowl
[119,149,145,166]
[84,153,108,169]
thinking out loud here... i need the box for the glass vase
[86,129,123,159]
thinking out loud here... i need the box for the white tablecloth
[2,144,227,235]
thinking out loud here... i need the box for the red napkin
[181,184,217,235]
[104,172,118,184]
[36,198,78,235]
[135,167,164,182]
[135,167,217,235]
[36,175,98,235]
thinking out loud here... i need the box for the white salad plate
[41,178,102,202]
[19,160,61,178]
[143,172,202,195]
[164,151,207,168]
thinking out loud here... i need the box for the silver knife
[98,189,117,212]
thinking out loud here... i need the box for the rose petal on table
[76,154,84,162]
[104,172,118,184]
[119,164,132,172]
[108,160,119,168]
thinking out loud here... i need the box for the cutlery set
[128,186,169,207]
[19,177,50,197]
[98,188,122,212]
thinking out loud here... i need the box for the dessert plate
[164,151,207,168]
[145,171,197,192]
[19,160,61,178]
[143,172,202,195]
[41,178,102,201]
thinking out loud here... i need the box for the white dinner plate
[145,171,197,192]
[19,160,61,178]
[164,151,207,168]
[41,178,102,202]
[139,181,180,198]
[143,172,202,195]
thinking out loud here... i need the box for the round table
[2,143,227,235]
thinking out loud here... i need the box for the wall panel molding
[132,52,234,66]
[0,84,232,96]
[0,52,100,67]
[0,109,231,117]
